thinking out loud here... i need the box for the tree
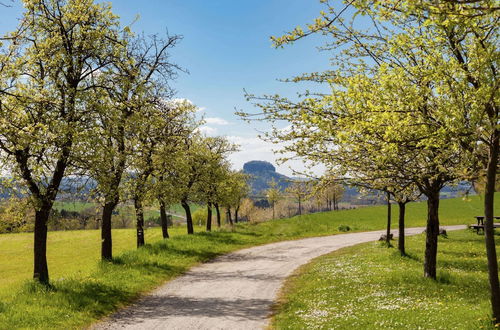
[152,99,198,238]
[0,0,121,284]
[404,1,499,319]
[286,180,312,216]
[266,179,282,219]
[230,172,251,223]
[79,33,181,259]
[313,175,344,211]
[392,186,420,256]
[128,99,195,246]
[239,0,476,281]
[349,0,499,319]
[243,61,466,275]
[218,170,250,224]
[199,155,229,231]
[165,134,235,234]
[193,136,238,231]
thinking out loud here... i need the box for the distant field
[53,200,96,212]
[53,200,201,219]
[295,194,490,231]
[0,194,497,328]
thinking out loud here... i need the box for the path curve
[94,225,466,330]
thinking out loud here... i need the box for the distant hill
[240,160,475,205]
[242,161,292,196]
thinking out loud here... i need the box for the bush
[192,208,207,226]
[338,224,351,232]
[0,198,34,233]
[147,215,173,227]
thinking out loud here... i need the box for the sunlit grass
[272,230,498,329]
[0,226,189,296]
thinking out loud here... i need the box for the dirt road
[95,225,466,330]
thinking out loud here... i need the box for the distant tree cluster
[0,0,249,285]
[238,177,345,222]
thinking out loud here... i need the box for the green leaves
[243,0,498,201]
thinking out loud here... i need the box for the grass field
[0,194,497,328]
[271,230,499,329]
[0,226,189,296]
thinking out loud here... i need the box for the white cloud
[196,125,218,136]
[205,117,230,125]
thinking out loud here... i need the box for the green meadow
[271,230,499,329]
[0,194,496,328]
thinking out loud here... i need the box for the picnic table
[470,216,500,234]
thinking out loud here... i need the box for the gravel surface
[94,225,466,330]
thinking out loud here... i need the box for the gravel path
[94,225,466,330]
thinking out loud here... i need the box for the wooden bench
[470,216,500,234]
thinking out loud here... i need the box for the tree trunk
[484,128,500,322]
[298,197,302,215]
[226,208,233,225]
[214,203,221,228]
[159,198,170,239]
[234,205,239,223]
[17,144,69,285]
[424,188,440,279]
[33,208,50,285]
[134,197,145,247]
[398,201,406,256]
[206,202,212,232]
[386,191,391,246]
[181,199,194,234]
[101,199,118,261]
[272,203,275,219]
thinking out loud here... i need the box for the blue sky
[0,0,333,176]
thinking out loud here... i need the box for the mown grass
[0,194,496,328]
[271,230,500,329]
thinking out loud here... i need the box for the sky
[0,0,334,176]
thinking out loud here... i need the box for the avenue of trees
[0,0,249,285]
[239,0,499,323]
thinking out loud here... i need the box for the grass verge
[0,194,496,328]
[271,230,499,329]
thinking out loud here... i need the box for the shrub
[192,208,207,226]
[147,215,173,227]
[338,224,351,232]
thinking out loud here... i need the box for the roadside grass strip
[272,230,498,329]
